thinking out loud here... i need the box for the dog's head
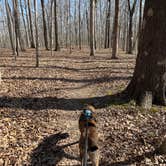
[79,104,97,125]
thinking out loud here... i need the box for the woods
[1,0,143,54]
[0,0,166,165]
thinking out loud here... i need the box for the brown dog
[79,105,99,166]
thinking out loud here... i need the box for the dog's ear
[84,104,95,112]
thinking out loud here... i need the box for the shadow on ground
[0,93,129,111]
[30,132,79,166]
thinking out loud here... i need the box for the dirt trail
[0,49,165,166]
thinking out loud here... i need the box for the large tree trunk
[27,0,35,48]
[111,0,119,59]
[125,0,166,106]
[54,0,60,51]
[90,0,95,56]
[41,0,49,50]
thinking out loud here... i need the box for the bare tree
[34,0,39,67]
[127,0,137,54]
[27,0,35,48]
[78,0,81,49]
[138,0,143,48]
[5,0,15,55]
[41,0,49,50]
[104,0,111,49]
[54,0,60,51]
[90,0,96,56]
[13,0,25,53]
[125,0,166,106]
[20,0,29,47]
[49,0,53,53]
[111,0,119,59]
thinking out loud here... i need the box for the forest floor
[0,48,165,166]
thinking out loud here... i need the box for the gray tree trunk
[112,0,119,59]
[34,0,39,67]
[27,0,35,48]
[41,0,49,50]
[54,0,60,51]
[13,0,25,52]
[127,0,137,54]
[20,0,29,47]
[90,0,95,56]
[5,0,15,55]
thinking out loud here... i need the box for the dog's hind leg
[89,151,99,166]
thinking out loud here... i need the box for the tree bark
[54,0,60,51]
[74,0,78,47]
[41,0,49,50]
[127,0,137,54]
[138,0,143,48]
[90,0,95,56]
[27,0,35,48]
[13,0,25,52]
[49,0,53,52]
[5,0,15,55]
[20,0,29,47]
[34,0,39,67]
[104,0,111,49]
[111,0,119,59]
[78,0,81,49]
[125,0,166,106]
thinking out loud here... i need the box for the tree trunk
[127,0,137,54]
[41,0,49,50]
[27,0,35,48]
[90,0,95,56]
[74,0,78,47]
[69,0,72,53]
[5,0,15,55]
[34,0,39,67]
[13,0,25,52]
[20,0,29,47]
[86,9,90,45]
[125,0,166,106]
[49,0,53,53]
[104,0,111,49]
[54,0,60,51]
[78,0,81,49]
[111,0,119,59]
[138,0,143,48]
[128,15,133,54]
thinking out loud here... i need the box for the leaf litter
[0,48,165,166]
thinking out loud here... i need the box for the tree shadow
[0,93,129,111]
[30,132,79,166]
[2,76,131,82]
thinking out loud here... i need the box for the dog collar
[83,109,92,119]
